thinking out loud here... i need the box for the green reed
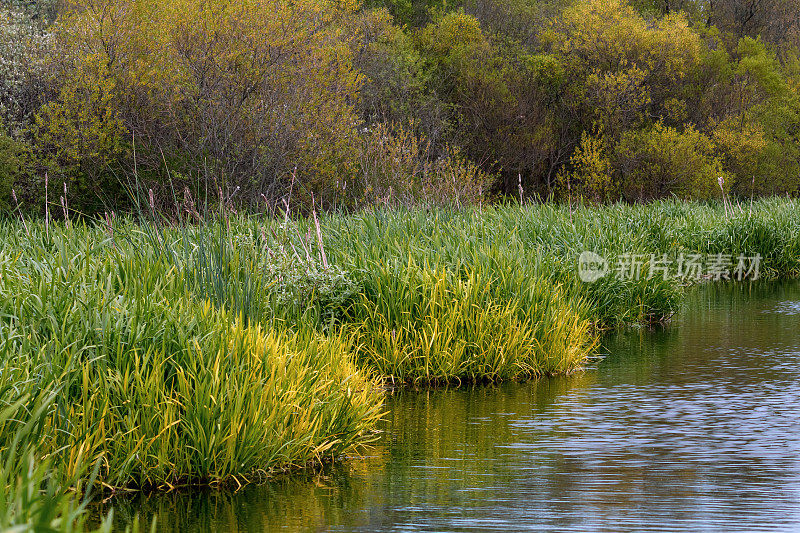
[1,197,798,525]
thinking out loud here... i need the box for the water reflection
[111,281,800,532]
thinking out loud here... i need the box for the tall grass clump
[0,218,383,493]
[345,262,595,383]
[312,198,800,384]
[0,389,149,532]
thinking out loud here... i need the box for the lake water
[112,281,800,532]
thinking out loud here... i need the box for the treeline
[2,0,800,213]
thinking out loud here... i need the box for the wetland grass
[2,198,800,530]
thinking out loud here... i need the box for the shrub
[357,123,494,208]
[550,0,701,136]
[51,0,365,210]
[31,54,129,212]
[0,7,54,136]
[558,129,618,203]
[0,132,29,209]
[615,122,728,200]
[353,8,450,147]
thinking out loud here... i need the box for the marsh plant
[1,198,800,531]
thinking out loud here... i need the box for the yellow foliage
[554,0,700,77]
[552,0,701,134]
[53,0,364,205]
[585,67,651,135]
[710,118,768,190]
[616,122,727,200]
[419,10,488,57]
[559,129,617,203]
[32,53,127,190]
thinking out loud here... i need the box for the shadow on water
[108,281,800,532]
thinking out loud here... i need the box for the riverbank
[2,198,800,528]
[109,279,800,533]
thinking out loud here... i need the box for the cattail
[44,173,49,237]
[105,211,117,250]
[60,195,67,226]
[62,182,70,228]
[11,189,30,236]
[104,211,114,238]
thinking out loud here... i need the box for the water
[111,281,800,532]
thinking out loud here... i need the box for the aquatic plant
[1,198,798,510]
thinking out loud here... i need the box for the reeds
[1,196,798,524]
[0,218,383,497]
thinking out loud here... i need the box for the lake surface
[112,281,800,532]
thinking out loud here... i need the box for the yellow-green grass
[0,222,383,496]
[2,196,800,517]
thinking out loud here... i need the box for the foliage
[40,0,365,210]
[0,133,29,209]
[361,0,449,27]
[6,0,800,209]
[347,264,594,383]
[0,6,54,136]
[32,54,128,212]
[0,388,144,532]
[2,198,800,531]
[0,218,384,493]
[354,9,448,143]
[558,129,617,203]
[615,122,727,200]
[357,122,494,208]
[550,0,701,137]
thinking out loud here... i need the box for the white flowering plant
[0,6,54,137]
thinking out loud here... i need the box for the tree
[50,0,365,209]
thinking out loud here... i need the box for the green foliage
[710,118,770,193]
[262,249,361,325]
[550,0,701,137]
[362,0,449,27]
[559,129,617,203]
[32,55,128,211]
[616,122,727,200]
[354,9,445,135]
[0,218,384,492]
[6,0,800,209]
[2,198,800,528]
[347,265,593,383]
[0,391,123,532]
[39,0,367,211]
[736,37,788,98]
[0,133,28,209]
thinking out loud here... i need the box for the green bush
[616,122,727,200]
[0,132,28,209]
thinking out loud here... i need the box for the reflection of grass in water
[99,460,383,533]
